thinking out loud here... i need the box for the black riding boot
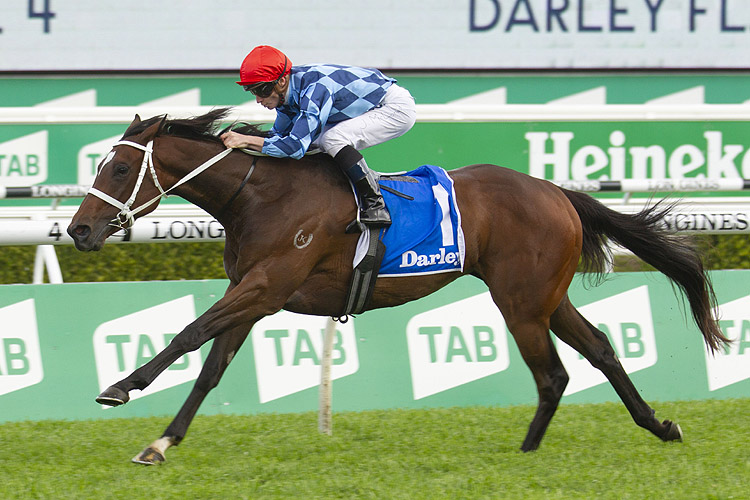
[334,146,391,231]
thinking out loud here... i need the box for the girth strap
[342,227,386,316]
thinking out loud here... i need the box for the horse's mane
[122,107,269,144]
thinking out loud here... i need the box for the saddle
[339,165,465,318]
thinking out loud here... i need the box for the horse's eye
[113,163,130,177]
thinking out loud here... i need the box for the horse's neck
[158,139,346,228]
[157,138,247,218]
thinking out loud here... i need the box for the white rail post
[31,208,64,284]
[33,245,64,284]
[318,317,336,435]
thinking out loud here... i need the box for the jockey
[221,45,417,231]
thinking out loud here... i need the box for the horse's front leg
[131,327,251,464]
[96,273,285,407]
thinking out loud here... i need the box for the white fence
[0,205,224,246]
[0,204,223,284]
[2,183,750,284]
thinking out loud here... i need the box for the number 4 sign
[28,0,56,34]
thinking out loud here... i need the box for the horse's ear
[139,114,168,140]
[155,115,168,135]
[132,114,142,124]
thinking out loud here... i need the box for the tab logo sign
[0,131,48,186]
[252,312,358,403]
[77,134,120,186]
[555,286,657,395]
[406,292,509,400]
[92,295,202,405]
[0,299,44,396]
[706,295,750,391]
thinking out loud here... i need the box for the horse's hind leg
[469,268,569,451]
[504,318,570,451]
[132,329,251,465]
[550,295,683,442]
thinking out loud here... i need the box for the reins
[88,139,233,229]
[216,156,257,219]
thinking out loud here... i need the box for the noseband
[88,140,233,229]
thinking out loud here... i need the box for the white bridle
[87,139,233,229]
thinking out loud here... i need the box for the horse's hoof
[132,447,165,465]
[95,386,130,406]
[661,420,683,442]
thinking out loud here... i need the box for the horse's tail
[560,188,730,353]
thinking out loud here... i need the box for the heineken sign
[4,121,750,197]
[526,130,750,181]
[3,75,750,205]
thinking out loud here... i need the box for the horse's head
[68,114,167,251]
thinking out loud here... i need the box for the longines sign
[1,1,749,70]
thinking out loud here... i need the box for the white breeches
[314,84,417,157]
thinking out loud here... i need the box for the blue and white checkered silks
[369,165,465,277]
[262,64,395,159]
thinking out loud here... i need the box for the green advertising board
[1,271,749,423]
[4,120,750,197]
[3,73,750,208]
[5,73,750,107]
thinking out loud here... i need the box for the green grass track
[1,399,748,499]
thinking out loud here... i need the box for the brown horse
[67,108,729,464]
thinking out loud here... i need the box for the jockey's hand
[221,131,264,150]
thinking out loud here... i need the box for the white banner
[0,217,225,246]
[1,1,749,71]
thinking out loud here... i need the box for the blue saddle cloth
[376,165,465,277]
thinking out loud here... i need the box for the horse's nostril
[69,224,91,240]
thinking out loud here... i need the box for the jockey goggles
[243,57,288,98]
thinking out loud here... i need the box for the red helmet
[236,45,291,86]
